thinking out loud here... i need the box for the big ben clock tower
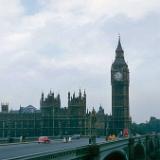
[111,37,131,134]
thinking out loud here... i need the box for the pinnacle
[116,36,123,53]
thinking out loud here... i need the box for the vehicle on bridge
[123,128,129,137]
[71,134,80,139]
[106,134,116,141]
[38,136,50,143]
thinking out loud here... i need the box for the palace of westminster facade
[0,39,131,138]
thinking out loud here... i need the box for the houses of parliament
[0,38,131,138]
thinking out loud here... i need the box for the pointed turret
[79,89,81,98]
[83,90,86,98]
[68,92,70,100]
[112,36,127,68]
[52,92,54,98]
[116,36,124,58]
[92,107,96,114]
[68,92,70,106]
[73,92,75,99]
[40,92,44,108]
[87,108,89,114]
[41,92,44,101]
[57,94,60,100]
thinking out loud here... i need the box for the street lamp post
[15,121,16,137]
[53,107,54,137]
[92,113,96,144]
[2,121,5,138]
[89,109,96,144]
[85,116,87,136]
[89,113,92,144]
[90,114,92,137]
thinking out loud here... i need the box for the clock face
[114,72,123,81]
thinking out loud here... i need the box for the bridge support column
[128,137,135,160]
[87,144,100,160]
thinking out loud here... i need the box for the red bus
[123,128,129,137]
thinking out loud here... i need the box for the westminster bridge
[0,135,160,160]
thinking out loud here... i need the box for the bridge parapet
[7,145,92,160]
[6,134,160,160]
[98,134,160,160]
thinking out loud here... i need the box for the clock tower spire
[116,36,124,57]
[111,37,131,135]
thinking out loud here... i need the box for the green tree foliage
[131,117,160,135]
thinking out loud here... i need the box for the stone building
[95,106,108,136]
[0,104,41,138]
[68,90,86,135]
[0,90,88,138]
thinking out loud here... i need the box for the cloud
[39,0,160,22]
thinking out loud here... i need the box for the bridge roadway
[0,138,105,160]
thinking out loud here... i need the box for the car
[123,128,129,137]
[71,134,80,139]
[38,136,50,143]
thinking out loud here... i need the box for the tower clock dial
[114,72,123,81]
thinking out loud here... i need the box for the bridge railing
[5,135,159,160]
[97,137,129,152]
[6,145,92,160]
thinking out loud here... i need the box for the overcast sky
[0,0,160,123]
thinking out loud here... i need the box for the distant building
[1,103,9,113]
[19,105,37,113]
[95,106,107,136]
